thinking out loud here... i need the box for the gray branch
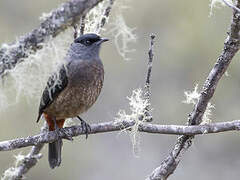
[143,34,155,122]
[147,1,240,179]
[222,0,240,12]
[2,123,48,180]
[98,0,115,30]
[0,0,105,78]
[79,15,86,36]
[1,120,240,152]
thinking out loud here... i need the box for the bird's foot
[53,119,73,141]
[59,128,73,141]
[77,116,91,139]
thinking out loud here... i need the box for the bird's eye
[84,40,92,46]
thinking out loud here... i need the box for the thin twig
[147,1,240,179]
[143,34,155,122]
[73,24,78,39]
[80,15,86,36]
[1,120,240,152]
[222,0,240,12]
[97,0,115,32]
[145,34,155,87]
[0,0,106,78]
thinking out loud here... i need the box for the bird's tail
[48,138,62,169]
[44,113,65,169]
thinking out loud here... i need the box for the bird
[36,33,108,169]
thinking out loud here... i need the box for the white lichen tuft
[2,168,20,180]
[39,12,52,21]
[1,153,25,180]
[14,153,26,167]
[202,102,215,124]
[108,14,137,60]
[2,153,42,180]
[85,0,137,60]
[84,0,111,34]
[115,88,152,156]
[0,28,74,111]
[183,84,201,105]
[209,0,232,16]
[183,84,215,124]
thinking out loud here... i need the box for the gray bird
[37,33,108,169]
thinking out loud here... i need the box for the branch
[1,120,240,152]
[2,123,48,180]
[73,0,114,38]
[0,0,105,78]
[98,0,115,30]
[147,1,240,179]
[222,0,240,12]
[73,24,79,39]
[145,34,155,88]
[143,34,155,122]
[80,15,86,36]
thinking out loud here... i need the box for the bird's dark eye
[74,34,101,46]
[84,40,92,46]
[74,39,93,46]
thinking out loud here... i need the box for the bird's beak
[97,38,109,45]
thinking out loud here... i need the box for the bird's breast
[45,60,104,118]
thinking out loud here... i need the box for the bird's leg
[53,117,60,137]
[77,116,91,139]
[53,118,73,141]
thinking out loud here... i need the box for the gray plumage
[38,33,107,120]
[37,33,108,169]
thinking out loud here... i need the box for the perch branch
[0,0,106,78]
[147,1,240,179]
[1,120,240,152]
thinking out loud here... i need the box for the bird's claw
[59,128,73,141]
[53,119,73,141]
[81,121,91,139]
[77,116,91,139]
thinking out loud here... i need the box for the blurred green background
[1,0,240,179]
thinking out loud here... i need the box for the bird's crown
[74,33,101,46]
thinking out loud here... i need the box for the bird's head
[69,33,109,59]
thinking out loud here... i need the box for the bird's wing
[37,65,68,122]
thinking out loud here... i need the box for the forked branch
[147,1,240,179]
